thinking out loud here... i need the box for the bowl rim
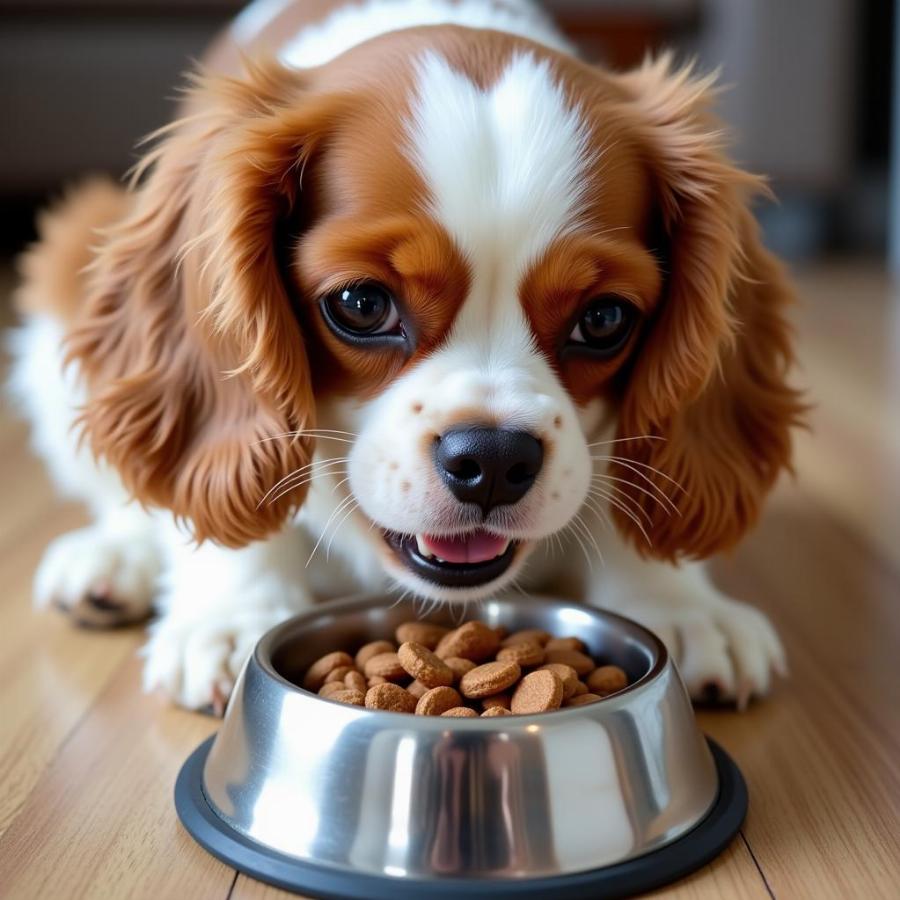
[250,593,670,728]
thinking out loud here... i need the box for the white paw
[626,596,786,709]
[34,525,159,627]
[141,587,299,712]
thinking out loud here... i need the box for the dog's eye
[322,282,401,337]
[568,295,638,355]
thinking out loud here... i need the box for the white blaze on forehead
[342,56,599,569]
[408,51,592,299]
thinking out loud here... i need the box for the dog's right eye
[321,282,403,341]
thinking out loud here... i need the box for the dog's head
[69,30,802,600]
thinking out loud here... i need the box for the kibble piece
[416,686,463,716]
[481,692,511,711]
[364,652,407,681]
[587,665,629,696]
[570,680,589,697]
[328,688,366,706]
[318,681,348,699]
[303,651,355,691]
[566,692,602,707]
[482,706,511,717]
[538,663,580,700]
[444,656,477,681]
[497,641,545,667]
[511,669,564,714]
[324,666,354,685]
[460,661,521,699]
[545,636,586,653]
[398,641,455,688]
[355,640,395,671]
[407,679,430,699]
[441,706,479,718]
[501,628,551,648]
[491,625,509,641]
[435,622,500,662]
[395,621,449,650]
[544,648,595,677]
[344,670,367,694]
[368,675,388,687]
[365,683,417,713]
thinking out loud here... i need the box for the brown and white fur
[8,0,803,710]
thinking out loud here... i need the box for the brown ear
[609,56,805,560]
[67,62,336,546]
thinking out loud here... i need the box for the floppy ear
[66,62,337,547]
[609,55,805,561]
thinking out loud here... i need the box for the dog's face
[69,29,801,601]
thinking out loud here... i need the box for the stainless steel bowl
[176,595,746,898]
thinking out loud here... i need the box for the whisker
[326,500,359,560]
[418,596,439,620]
[305,493,357,569]
[581,493,615,533]
[592,454,688,496]
[264,463,349,508]
[260,455,349,499]
[587,483,653,524]
[563,517,594,572]
[572,512,605,567]
[591,471,679,516]
[387,587,412,611]
[586,435,667,447]
[330,475,351,495]
[259,456,350,507]
[252,428,359,447]
[588,486,653,547]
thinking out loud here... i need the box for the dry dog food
[300,619,631,716]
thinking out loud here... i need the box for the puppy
[8,0,803,710]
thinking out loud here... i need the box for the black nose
[434,427,544,514]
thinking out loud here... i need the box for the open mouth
[384,530,518,588]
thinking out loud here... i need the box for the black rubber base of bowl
[176,736,746,900]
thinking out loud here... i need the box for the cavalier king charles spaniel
[9,0,803,711]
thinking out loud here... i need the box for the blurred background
[0,0,894,264]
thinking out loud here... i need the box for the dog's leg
[142,521,313,712]
[9,314,162,626]
[586,533,787,708]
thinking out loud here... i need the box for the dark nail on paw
[701,681,722,704]
[86,591,123,612]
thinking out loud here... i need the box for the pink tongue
[422,531,508,564]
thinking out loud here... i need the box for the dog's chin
[377,529,533,603]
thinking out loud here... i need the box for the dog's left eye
[321,282,402,338]
[568,295,638,356]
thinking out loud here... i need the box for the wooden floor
[0,261,898,899]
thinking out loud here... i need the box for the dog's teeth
[415,534,433,559]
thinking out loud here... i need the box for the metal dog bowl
[176,594,746,898]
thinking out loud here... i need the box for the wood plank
[699,493,900,900]
[0,449,147,838]
[0,654,234,899]
[647,837,771,899]
[230,876,309,900]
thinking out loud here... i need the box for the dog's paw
[141,596,295,713]
[626,596,786,709]
[34,525,159,627]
